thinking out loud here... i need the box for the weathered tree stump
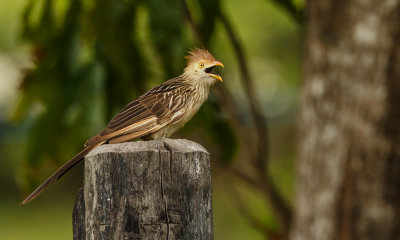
[72,139,213,240]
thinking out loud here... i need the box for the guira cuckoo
[21,48,223,205]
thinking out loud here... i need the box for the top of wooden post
[76,138,213,240]
[86,139,209,158]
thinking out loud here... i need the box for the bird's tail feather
[20,143,101,205]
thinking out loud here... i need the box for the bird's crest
[185,48,216,65]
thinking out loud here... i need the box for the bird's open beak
[210,60,224,82]
[213,61,224,68]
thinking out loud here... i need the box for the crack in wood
[159,148,170,240]
[163,141,173,179]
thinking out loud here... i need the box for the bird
[20,48,224,205]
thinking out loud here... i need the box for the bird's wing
[85,79,189,146]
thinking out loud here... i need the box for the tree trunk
[72,139,213,240]
[291,1,400,240]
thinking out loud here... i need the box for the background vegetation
[0,0,303,239]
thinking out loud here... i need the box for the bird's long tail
[20,143,101,205]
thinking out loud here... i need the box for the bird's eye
[199,63,204,68]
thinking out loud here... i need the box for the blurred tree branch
[269,0,305,24]
[182,0,292,232]
[217,7,292,233]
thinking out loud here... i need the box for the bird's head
[184,48,224,85]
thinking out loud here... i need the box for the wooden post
[72,139,213,240]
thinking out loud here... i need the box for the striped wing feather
[85,78,189,146]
